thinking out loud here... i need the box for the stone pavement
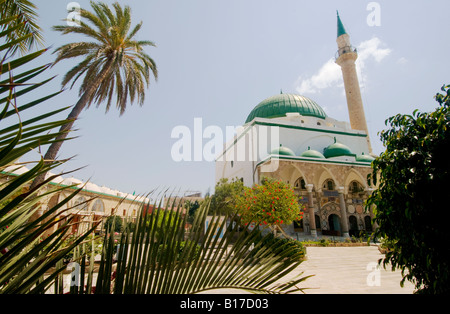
[289,245,415,294]
[208,245,415,294]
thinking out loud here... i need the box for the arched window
[315,214,321,230]
[92,199,105,213]
[74,196,88,211]
[364,216,373,232]
[294,177,306,190]
[349,215,358,237]
[293,219,303,231]
[349,180,364,193]
[323,179,335,191]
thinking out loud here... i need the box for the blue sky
[16,0,450,198]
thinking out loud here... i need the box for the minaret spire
[336,11,347,38]
[335,12,373,154]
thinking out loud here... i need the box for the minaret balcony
[335,45,357,60]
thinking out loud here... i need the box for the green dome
[356,153,375,163]
[323,139,354,158]
[270,145,295,156]
[245,93,327,123]
[300,147,325,159]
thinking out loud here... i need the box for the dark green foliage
[0,10,97,293]
[185,200,200,225]
[209,178,244,215]
[1,0,311,295]
[256,233,306,261]
[89,201,310,294]
[157,240,201,262]
[367,84,450,294]
[103,215,123,233]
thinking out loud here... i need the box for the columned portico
[214,12,379,241]
[338,186,350,238]
[306,184,317,237]
[365,188,378,231]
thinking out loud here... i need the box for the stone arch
[320,202,343,235]
[321,202,341,217]
[92,199,105,213]
[73,196,88,211]
[316,166,340,190]
[292,177,303,189]
[328,214,341,233]
[289,163,310,186]
[343,168,368,194]
[349,215,358,236]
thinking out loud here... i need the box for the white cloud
[397,57,408,64]
[295,37,391,95]
[356,37,391,69]
[296,58,341,94]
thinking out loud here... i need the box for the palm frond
[0,13,91,294]
[52,1,158,114]
[86,197,309,294]
[0,0,44,55]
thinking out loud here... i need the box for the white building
[1,165,150,235]
[215,12,377,239]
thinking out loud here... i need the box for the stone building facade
[215,13,377,239]
[1,166,148,236]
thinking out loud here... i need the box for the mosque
[1,165,148,235]
[215,13,377,239]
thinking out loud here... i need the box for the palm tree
[0,0,44,55]
[0,13,97,293]
[30,1,158,191]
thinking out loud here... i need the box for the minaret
[335,11,372,153]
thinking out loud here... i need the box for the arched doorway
[349,215,358,237]
[364,216,373,232]
[293,219,304,232]
[315,214,321,231]
[328,214,341,236]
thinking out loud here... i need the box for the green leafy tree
[0,1,311,295]
[90,200,310,294]
[209,178,244,215]
[236,178,304,236]
[103,215,123,233]
[185,200,200,225]
[367,84,450,294]
[30,1,158,191]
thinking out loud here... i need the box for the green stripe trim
[255,154,373,169]
[0,171,147,204]
[254,120,367,137]
[216,119,367,160]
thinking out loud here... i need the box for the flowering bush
[236,178,304,228]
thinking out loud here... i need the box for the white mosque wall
[215,113,372,189]
[253,116,370,158]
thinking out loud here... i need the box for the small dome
[84,182,103,193]
[323,138,354,158]
[245,93,327,123]
[61,177,83,186]
[270,145,295,156]
[356,153,375,163]
[300,147,325,159]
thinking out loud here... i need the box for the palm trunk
[28,58,114,220]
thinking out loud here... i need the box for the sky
[14,0,450,199]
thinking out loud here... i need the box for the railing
[335,45,357,60]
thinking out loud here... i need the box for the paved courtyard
[289,245,415,294]
[209,245,415,294]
